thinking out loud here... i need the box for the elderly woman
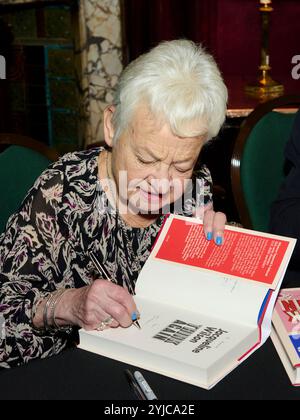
[0,40,228,368]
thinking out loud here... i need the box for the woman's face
[104,105,206,216]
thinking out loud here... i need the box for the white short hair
[112,40,228,142]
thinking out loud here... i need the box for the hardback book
[79,214,296,390]
[271,288,300,386]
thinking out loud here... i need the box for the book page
[136,214,295,328]
[81,298,258,388]
[153,215,294,290]
[137,255,269,327]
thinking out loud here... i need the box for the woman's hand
[194,202,227,246]
[55,280,139,331]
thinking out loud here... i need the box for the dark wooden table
[0,338,299,400]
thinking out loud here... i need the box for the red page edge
[238,291,274,362]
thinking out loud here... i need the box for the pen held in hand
[90,251,141,330]
[131,312,141,330]
[90,251,111,281]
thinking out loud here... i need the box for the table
[0,339,299,400]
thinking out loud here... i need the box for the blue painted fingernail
[216,236,223,246]
[206,232,213,241]
[131,312,138,321]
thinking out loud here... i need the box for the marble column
[78,0,123,147]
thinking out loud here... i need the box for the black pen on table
[90,251,141,329]
[125,369,158,400]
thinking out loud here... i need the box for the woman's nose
[150,169,172,195]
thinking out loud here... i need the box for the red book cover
[154,217,291,289]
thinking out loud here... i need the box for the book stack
[271,288,300,386]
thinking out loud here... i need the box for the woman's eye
[175,167,192,173]
[137,156,155,165]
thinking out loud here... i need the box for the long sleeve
[0,160,73,368]
[269,111,300,283]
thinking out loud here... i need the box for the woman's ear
[103,106,116,148]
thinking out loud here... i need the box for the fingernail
[216,236,223,246]
[206,232,213,241]
[131,312,139,321]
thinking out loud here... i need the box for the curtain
[122,0,300,94]
[122,0,218,64]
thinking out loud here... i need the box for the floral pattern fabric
[0,147,213,369]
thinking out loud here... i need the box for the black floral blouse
[0,147,213,369]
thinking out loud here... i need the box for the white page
[81,298,258,387]
[137,256,269,328]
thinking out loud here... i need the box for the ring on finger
[96,316,114,331]
[96,322,106,332]
[103,315,114,326]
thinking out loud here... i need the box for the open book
[79,214,296,390]
[271,288,300,386]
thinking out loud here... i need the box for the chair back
[0,134,59,233]
[231,95,300,232]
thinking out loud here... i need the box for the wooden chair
[0,134,59,161]
[231,95,300,232]
[0,134,59,233]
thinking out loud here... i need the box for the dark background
[122,0,300,96]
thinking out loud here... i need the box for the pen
[90,251,141,329]
[125,370,158,400]
[125,369,146,400]
[90,251,111,280]
[133,371,158,400]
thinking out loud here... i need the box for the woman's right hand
[55,280,139,331]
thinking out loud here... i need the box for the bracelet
[51,289,68,329]
[43,289,68,333]
[32,289,73,335]
[53,289,73,334]
[43,293,55,333]
[32,293,51,331]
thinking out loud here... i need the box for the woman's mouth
[139,188,164,204]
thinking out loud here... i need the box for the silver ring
[103,316,114,326]
[96,322,106,332]
[96,316,114,331]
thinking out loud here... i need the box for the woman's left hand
[194,203,227,246]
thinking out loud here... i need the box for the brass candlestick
[245,0,284,99]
